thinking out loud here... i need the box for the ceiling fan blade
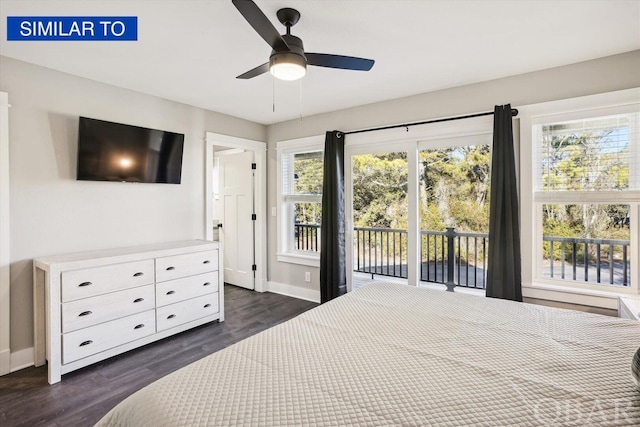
[232,0,290,52]
[236,62,270,79]
[306,53,374,71]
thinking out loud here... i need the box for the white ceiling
[1,0,639,125]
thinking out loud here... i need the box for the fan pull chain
[272,77,276,113]
[299,79,303,122]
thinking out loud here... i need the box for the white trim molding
[0,92,10,376]
[205,132,268,293]
[276,137,325,267]
[266,281,320,304]
[522,284,620,310]
[275,253,320,268]
[10,347,34,373]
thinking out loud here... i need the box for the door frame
[205,132,267,293]
[0,92,10,375]
[345,140,420,293]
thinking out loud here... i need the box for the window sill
[419,281,634,309]
[277,252,320,268]
[523,281,639,310]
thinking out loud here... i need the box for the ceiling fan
[232,0,375,81]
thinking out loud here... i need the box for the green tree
[419,145,491,233]
[352,152,408,229]
[540,124,630,262]
[293,152,323,225]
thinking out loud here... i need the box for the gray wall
[1,56,266,352]
[3,50,639,354]
[265,50,640,295]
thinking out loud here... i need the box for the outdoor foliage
[293,152,323,226]
[353,152,408,229]
[292,118,631,273]
[540,121,630,262]
[419,145,491,234]
[350,146,492,234]
[350,147,491,265]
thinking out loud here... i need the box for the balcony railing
[296,224,631,289]
[420,228,488,290]
[352,227,489,289]
[294,223,320,252]
[543,236,630,286]
[354,227,408,279]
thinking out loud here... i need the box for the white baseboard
[10,347,34,373]
[267,281,320,303]
[0,348,10,375]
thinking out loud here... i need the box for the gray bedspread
[96,283,640,426]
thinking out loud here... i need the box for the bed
[96,283,640,426]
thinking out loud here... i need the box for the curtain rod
[343,108,519,136]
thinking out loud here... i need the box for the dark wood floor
[0,285,318,427]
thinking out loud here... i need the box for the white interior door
[219,151,255,290]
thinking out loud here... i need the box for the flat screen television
[77,117,184,184]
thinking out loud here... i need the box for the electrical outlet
[305,272,311,282]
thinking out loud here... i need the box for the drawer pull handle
[133,272,144,277]
[166,290,175,295]
[204,304,211,308]
[166,266,175,271]
[203,260,211,264]
[78,281,92,287]
[203,282,211,287]
[80,340,93,347]
[78,311,92,317]
[133,298,144,303]
[167,314,176,319]
[134,324,145,330]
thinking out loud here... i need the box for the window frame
[520,88,640,299]
[345,116,494,291]
[276,135,325,267]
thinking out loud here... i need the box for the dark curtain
[486,104,522,302]
[320,130,346,303]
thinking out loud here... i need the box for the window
[531,104,639,292]
[277,139,324,266]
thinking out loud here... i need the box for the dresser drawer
[155,250,218,282]
[156,273,218,307]
[156,294,219,332]
[61,260,154,302]
[62,310,156,364]
[62,285,155,333]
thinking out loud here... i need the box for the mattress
[96,283,640,426]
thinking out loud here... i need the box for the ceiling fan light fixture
[269,52,306,81]
[233,2,375,80]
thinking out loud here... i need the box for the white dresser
[33,240,223,384]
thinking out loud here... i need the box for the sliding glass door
[418,134,492,290]
[345,116,493,292]
[351,150,409,289]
